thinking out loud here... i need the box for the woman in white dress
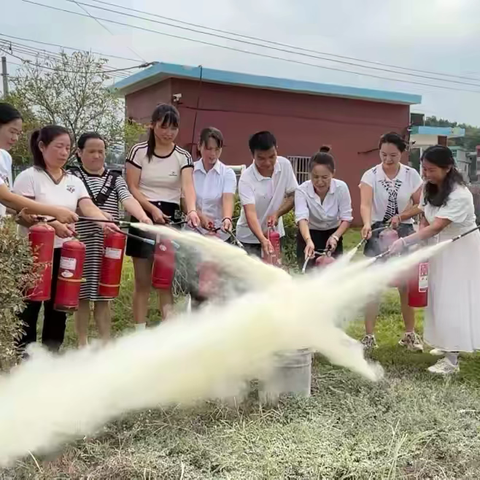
[390,145,480,374]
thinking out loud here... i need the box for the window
[287,156,310,185]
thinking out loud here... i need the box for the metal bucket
[259,349,312,405]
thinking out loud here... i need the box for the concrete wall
[125,78,411,225]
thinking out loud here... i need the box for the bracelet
[222,217,232,222]
[187,210,197,216]
[331,235,339,242]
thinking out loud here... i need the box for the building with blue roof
[115,61,422,224]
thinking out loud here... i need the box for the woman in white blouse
[359,132,423,352]
[189,127,236,306]
[390,145,480,375]
[193,127,236,238]
[295,146,353,270]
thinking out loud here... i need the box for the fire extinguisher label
[418,263,429,292]
[105,247,122,260]
[60,257,77,270]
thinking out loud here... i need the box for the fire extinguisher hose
[451,225,480,242]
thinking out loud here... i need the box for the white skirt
[424,230,480,352]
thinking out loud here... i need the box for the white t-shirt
[126,142,193,205]
[13,167,90,248]
[360,163,423,224]
[237,156,298,243]
[295,179,353,231]
[0,149,13,217]
[191,159,237,241]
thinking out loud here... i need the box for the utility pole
[1,57,8,98]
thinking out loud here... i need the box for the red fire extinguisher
[315,251,336,269]
[98,231,126,298]
[379,228,402,287]
[152,238,175,290]
[262,228,282,267]
[28,223,55,301]
[198,261,220,299]
[54,239,86,312]
[379,228,399,253]
[408,261,429,308]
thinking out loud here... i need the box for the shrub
[0,217,36,370]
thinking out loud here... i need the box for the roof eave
[113,62,421,106]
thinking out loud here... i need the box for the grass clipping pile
[0,218,36,370]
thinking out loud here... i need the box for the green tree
[8,51,143,165]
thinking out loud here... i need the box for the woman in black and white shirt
[14,125,119,353]
[126,104,200,327]
[295,146,352,270]
[359,132,423,351]
[71,132,151,347]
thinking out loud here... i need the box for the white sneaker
[429,348,445,356]
[427,357,459,375]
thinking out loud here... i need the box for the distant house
[114,62,421,225]
[449,146,471,182]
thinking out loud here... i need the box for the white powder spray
[0,231,445,466]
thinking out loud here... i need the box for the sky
[1,0,480,125]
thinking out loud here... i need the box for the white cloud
[2,0,480,125]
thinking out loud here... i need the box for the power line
[0,33,140,63]
[0,46,127,78]
[69,0,147,63]
[64,0,480,88]
[22,0,480,94]
[0,39,132,78]
[0,46,152,76]
[85,0,480,84]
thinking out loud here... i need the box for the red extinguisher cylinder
[198,261,219,299]
[262,229,282,267]
[98,231,126,298]
[27,223,56,301]
[152,238,175,290]
[54,239,86,312]
[315,253,336,269]
[408,262,429,308]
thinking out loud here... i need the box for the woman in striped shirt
[126,104,199,328]
[71,132,151,346]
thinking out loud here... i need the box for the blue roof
[114,62,421,105]
[411,126,465,137]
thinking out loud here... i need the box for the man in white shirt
[237,131,298,258]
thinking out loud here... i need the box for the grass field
[3,230,480,479]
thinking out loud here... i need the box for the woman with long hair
[13,125,119,353]
[359,132,423,351]
[126,104,199,327]
[71,132,152,347]
[390,145,480,374]
[295,146,352,269]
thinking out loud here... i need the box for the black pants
[296,228,343,271]
[242,242,263,259]
[17,248,67,353]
